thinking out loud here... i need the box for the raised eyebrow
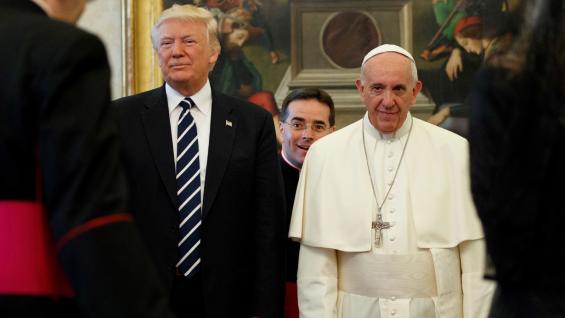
[312,120,328,125]
[393,84,407,90]
[289,117,306,122]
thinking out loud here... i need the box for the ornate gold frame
[123,0,163,95]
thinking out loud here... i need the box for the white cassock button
[388,151,394,158]
[389,209,395,214]
[387,166,393,172]
[388,194,394,200]
[391,296,396,301]
[391,309,397,316]
[387,140,392,144]
[390,236,396,242]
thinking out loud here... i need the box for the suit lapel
[203,91,237,218]
[141,86,177,207]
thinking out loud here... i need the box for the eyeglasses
[283,121,330,133]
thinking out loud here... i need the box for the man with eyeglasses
[278,88,335,318]
[289,44,494,317]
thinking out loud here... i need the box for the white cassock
[289,113,495,318]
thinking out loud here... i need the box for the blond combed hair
[150,4,221,54]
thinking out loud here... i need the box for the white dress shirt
[166,81,212,200]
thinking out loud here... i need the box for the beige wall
[78,0,124,99]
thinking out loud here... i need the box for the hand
[270,51,279,64]
[428,107,451,126]
[445,48,463,81]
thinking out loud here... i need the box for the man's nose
[172,40,183,56]
[381,90,394,107]
[301,125,315,138]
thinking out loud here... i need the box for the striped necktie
[175,97,202,277]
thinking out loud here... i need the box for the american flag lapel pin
[225,120,232,127]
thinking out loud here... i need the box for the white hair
[150,4,220,53]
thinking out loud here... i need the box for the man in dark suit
[278,88,335,318]
[0,1,173,317]
[114,4,286,318]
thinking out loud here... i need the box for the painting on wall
[162,0,289,120]
[413,0,520,137]
[133,0,520,134]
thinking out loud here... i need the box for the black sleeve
[468,66,563,285]
[37,30,173,318]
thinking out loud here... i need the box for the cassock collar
[363,112,412,142]
[281,151,301,171]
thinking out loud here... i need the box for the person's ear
[413,80,423,97]
[355,79,364,94]
[279,119,285,135]
[209,49,220,65]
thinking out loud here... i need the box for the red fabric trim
[0,201,73,297]
[56,213,133,250]
[248,90,280,115]
[284,282,299,318]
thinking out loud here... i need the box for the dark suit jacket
[0,2,172,318]
[115,85,286,317]
[469,66,565,292]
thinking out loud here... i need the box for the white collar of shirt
[363,112,412,142]
[166,81,212,201]
[165,81,212,116]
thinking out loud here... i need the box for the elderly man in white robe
[289,44,494,318]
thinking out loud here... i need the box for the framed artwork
[288,0,415,125]
[123,0,288,96]
[123,0,164,95]
[125,0,518,130]
[412,0,520,136]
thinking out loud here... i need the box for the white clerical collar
[166,81,212,116]
[363,112,413,142]
[281,150,301,171]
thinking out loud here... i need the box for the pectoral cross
[372,213,392,246]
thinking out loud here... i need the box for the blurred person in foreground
[469,0,565,316]
[0,0,173,317]
[278,88,335,318]
[289,44,494,317]
[114,4,285,318]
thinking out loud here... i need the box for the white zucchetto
[362,44,416,66]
